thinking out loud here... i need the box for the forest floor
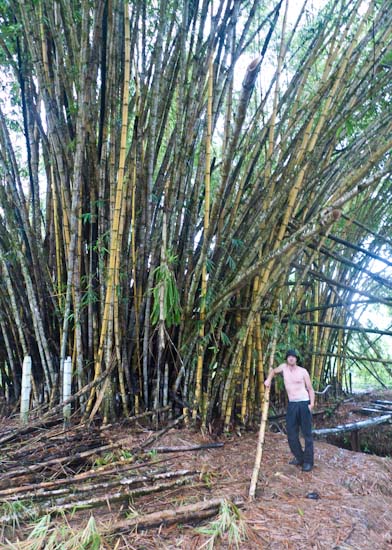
[1,391,392,550]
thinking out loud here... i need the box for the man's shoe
[302,463,313,472]
[289,458,303,466]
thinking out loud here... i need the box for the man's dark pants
[286,400,314,465]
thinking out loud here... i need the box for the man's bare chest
[283,368,304,386]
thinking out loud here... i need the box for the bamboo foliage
[0,0,391,423]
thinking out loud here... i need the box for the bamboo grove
[0,0,391,426]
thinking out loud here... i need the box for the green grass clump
[1,514,102,550]
[196,500,248,549]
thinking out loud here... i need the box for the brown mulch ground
[1,392,392,549]
[100,426,392,550]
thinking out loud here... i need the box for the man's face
[286,355,297,367]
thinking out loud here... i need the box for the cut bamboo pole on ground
[0,442,123,483]
[151,442,224,453]
[353,408,392,415]
[0,475,199,525]
[104,497,243,534]
[0,453,180,499]
[313,414,391,435]
[4,469,198,504]
[45,475,196,515]
[134,413,185,452]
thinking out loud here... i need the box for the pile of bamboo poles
[0,416,219,529]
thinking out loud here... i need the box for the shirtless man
[264,350,315,472]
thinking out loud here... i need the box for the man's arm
[304,370,315,410]
[264,363,285,387]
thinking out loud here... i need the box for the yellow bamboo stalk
[221,294,244,426]
[129,72,141,407]
[50,166,63,309]
[86,3,131,417]
[240,272,265,424]
[248,355,256,421]
[193,51,213,420]
[222,258,275,431]
[113,145,132,417]
[223,346,244,428]
[240,330,253,423]
[114,272,129,416]
[249,386,270,498]
[249,326,278,499]
[255,319,264,402]
[250,277,265,405]
[131,174,141,413]
[274,6,367,248]
[61,185,70,258]
[230,243,296,422]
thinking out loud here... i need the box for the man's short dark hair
[286,349,299,360]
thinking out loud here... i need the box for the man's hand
[308,403,314,412]
[264,378,272,388]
